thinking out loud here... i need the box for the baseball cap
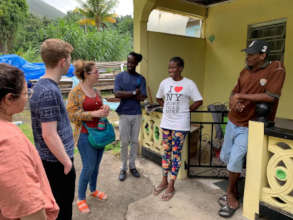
[241,40,270,54]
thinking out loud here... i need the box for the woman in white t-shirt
[154,57,203,201]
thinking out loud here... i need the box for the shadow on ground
[73,152,153,220]
[73,152,248,220]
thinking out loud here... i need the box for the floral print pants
[162,129,187,180]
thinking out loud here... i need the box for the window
[147,9,203,38]
[247,19,286,62]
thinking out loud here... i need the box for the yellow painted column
[243,121,269,220]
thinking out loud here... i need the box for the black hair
[128,52,143,63]
[170,57,184,68]
[0,63,25,101]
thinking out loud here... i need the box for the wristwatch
[132,90,137,95]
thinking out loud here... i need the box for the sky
[42,0,133,16]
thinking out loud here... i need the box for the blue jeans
[220,120,248,173]
[77,133,104,200]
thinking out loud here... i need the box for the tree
[75,0,118,31]
[0,0,28,53]
[115,15,133,36]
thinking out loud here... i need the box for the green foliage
[36,17,132,61]
[105,141,120,153]
[0,0,28,52]
[115,15,133,37]
[3,1,133,62]
[76,0,118,30]
[15,45,42,63]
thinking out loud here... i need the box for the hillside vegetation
[0,0,133,62]
[26,0,65,19]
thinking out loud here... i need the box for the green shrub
[105,141,120,153]
[12,13,132,62]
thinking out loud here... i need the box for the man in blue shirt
[30,39,75,220]
[114,52,147,181]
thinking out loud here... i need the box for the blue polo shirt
[114,71,147,115]
[30,78,74,162]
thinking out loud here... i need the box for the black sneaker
[119,170,127,181]
[130,168,140,178]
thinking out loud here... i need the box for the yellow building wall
[147,32,206,101]
[133,0,207,102]
[134,0,293,119]
[204,0,293,119]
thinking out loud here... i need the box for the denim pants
[77,133,104,200]
[220,120,248,173]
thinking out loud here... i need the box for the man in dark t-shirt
[114,52,147,181]
[30,39,76,220]
[218,40,286,218]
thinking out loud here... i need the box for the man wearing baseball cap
[218,40,286,218]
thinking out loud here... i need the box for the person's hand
[234,102,245,112]
[230,94,240,108]
[230,94,244,112]
[64,159,72,175]
[90,109,108,118]
[135,88,141,96]
[101,105,110,116]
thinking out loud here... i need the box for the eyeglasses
[89,70,99,75]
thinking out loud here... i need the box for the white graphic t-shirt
[156,77,202,131]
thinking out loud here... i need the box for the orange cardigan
[66,83,102,145]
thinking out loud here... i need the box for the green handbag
[83,118,115,149]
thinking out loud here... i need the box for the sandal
[91,190,108,200]
[77,200,90,213]
[218,204,239,218]
[153,184,168,196]
[218,194,228,207]
[160,189,175,201]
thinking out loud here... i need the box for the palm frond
[78,18,96,26]
[103,16,116,23]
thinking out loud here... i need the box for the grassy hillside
[26,0,65,19]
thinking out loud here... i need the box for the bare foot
[153,182,168,195]
[160,187,175,201]
[227,193,239,209]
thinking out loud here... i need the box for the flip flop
[91,190,108,200]
[218,204,239,218]
[218,194,240,207]
[160,189,175,201]
[218,194,228,207]
[153,184,168,196]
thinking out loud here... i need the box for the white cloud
[116,0,133,16]
[42,0,133,16]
